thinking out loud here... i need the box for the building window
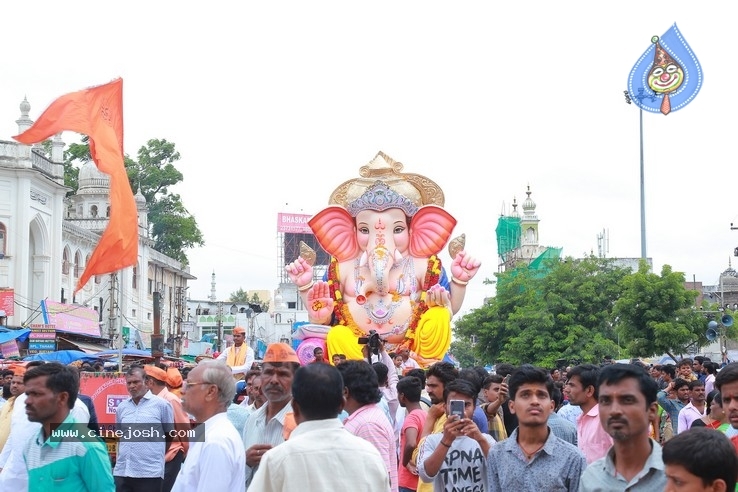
[0,222,6,257]
[147,312,152,320]
[132,309,137,317]
[74,251,82,278]
[106,206,110,217]
[90,205,98,217]
[148,279,153,294]
[95,275,101,284]
[62,248,70,275]
[132,266,138,289]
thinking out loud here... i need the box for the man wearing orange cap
[216,327,255,380]
[242,343,301,488]
[166,367,184,398]
[144,365,191,492]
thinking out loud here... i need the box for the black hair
[661,364,676,378]
[715,363,738,391]
[472,366,489,383]
[444,379,478,402]
[693,356,705,364]
[426,362,458,387]
[336,360,381,405]
[292,363,344,420]
[704,361,718,376]
[459,368,482,395]
[396,376,422,403]
[126,365,145,377]
[508,365,553,400]
[551,385,563,408]
[494,363,516,378]
[688,379,705,391]
[24,362,79,410]
[372,362,389,386]
[313,346,323,356]
[597,363,658,407]
[677,358,692,368]
[673,378,689,391]
[568,364,601,399]
[0,369,13,379]
[406,369,426,387]
[706,389,719,408]
[663,427,738,490]
[482,374,503,389]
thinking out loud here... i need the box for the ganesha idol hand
[306,281,334,324]
[426,283,451,309]
[285,257,314,288]
[450,251,481,285]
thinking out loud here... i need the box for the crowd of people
[1,341,738,491]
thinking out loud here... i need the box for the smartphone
[449,399,465,419]
[503,374,511,385]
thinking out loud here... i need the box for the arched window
[106,206,110,217]
[62,248,70,275]
[0,222,6,257]
[90,205,98,217]
[74,251,83,278]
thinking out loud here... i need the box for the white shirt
[172,412,245,492]
[0,393,39,490]
[216,344,255,376]
[250,418,390,492]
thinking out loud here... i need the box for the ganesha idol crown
[347,181,418,217]
[328,151,446,212]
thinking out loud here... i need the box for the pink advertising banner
[0,340,19,358]
[277,213,313,234]
[41,300,101,337]
[0,289,14,316]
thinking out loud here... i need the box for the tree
[613,261,703,361]
[454,256,630,367]
[449,337,491,369]
[228,289,270,312]
[63,137,204,265]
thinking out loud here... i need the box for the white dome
[77,161,110,194]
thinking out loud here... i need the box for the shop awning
[0,328,31,344]
[57,337,109,353]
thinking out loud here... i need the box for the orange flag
[13,79,138,292]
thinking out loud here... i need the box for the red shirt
[399,408,426,489]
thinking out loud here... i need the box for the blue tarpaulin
[0,327,31,344]
[24,350,98,364]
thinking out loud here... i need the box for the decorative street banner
[0,289,14,317]
[627,23,703,115]
[79,372,128,428]
[28,324,57,354]
[41,300,102,337]
[0,340,20,358]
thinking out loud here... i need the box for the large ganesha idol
[286,152,480,366]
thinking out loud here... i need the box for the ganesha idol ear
[409,205,457,257]
[308,206,361,262]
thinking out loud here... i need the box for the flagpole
[638,107,648,260]
[625,88,655,261]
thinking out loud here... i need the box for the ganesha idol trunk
[356,246,404,301]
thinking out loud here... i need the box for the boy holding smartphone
[417,379,495,491]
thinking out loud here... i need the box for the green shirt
[23,413,115,492]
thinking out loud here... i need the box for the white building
[0,97,194,352]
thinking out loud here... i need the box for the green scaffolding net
[496,216,521,261]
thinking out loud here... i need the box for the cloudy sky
[2,2,735,316]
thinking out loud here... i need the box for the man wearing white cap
[216,327,255,379]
